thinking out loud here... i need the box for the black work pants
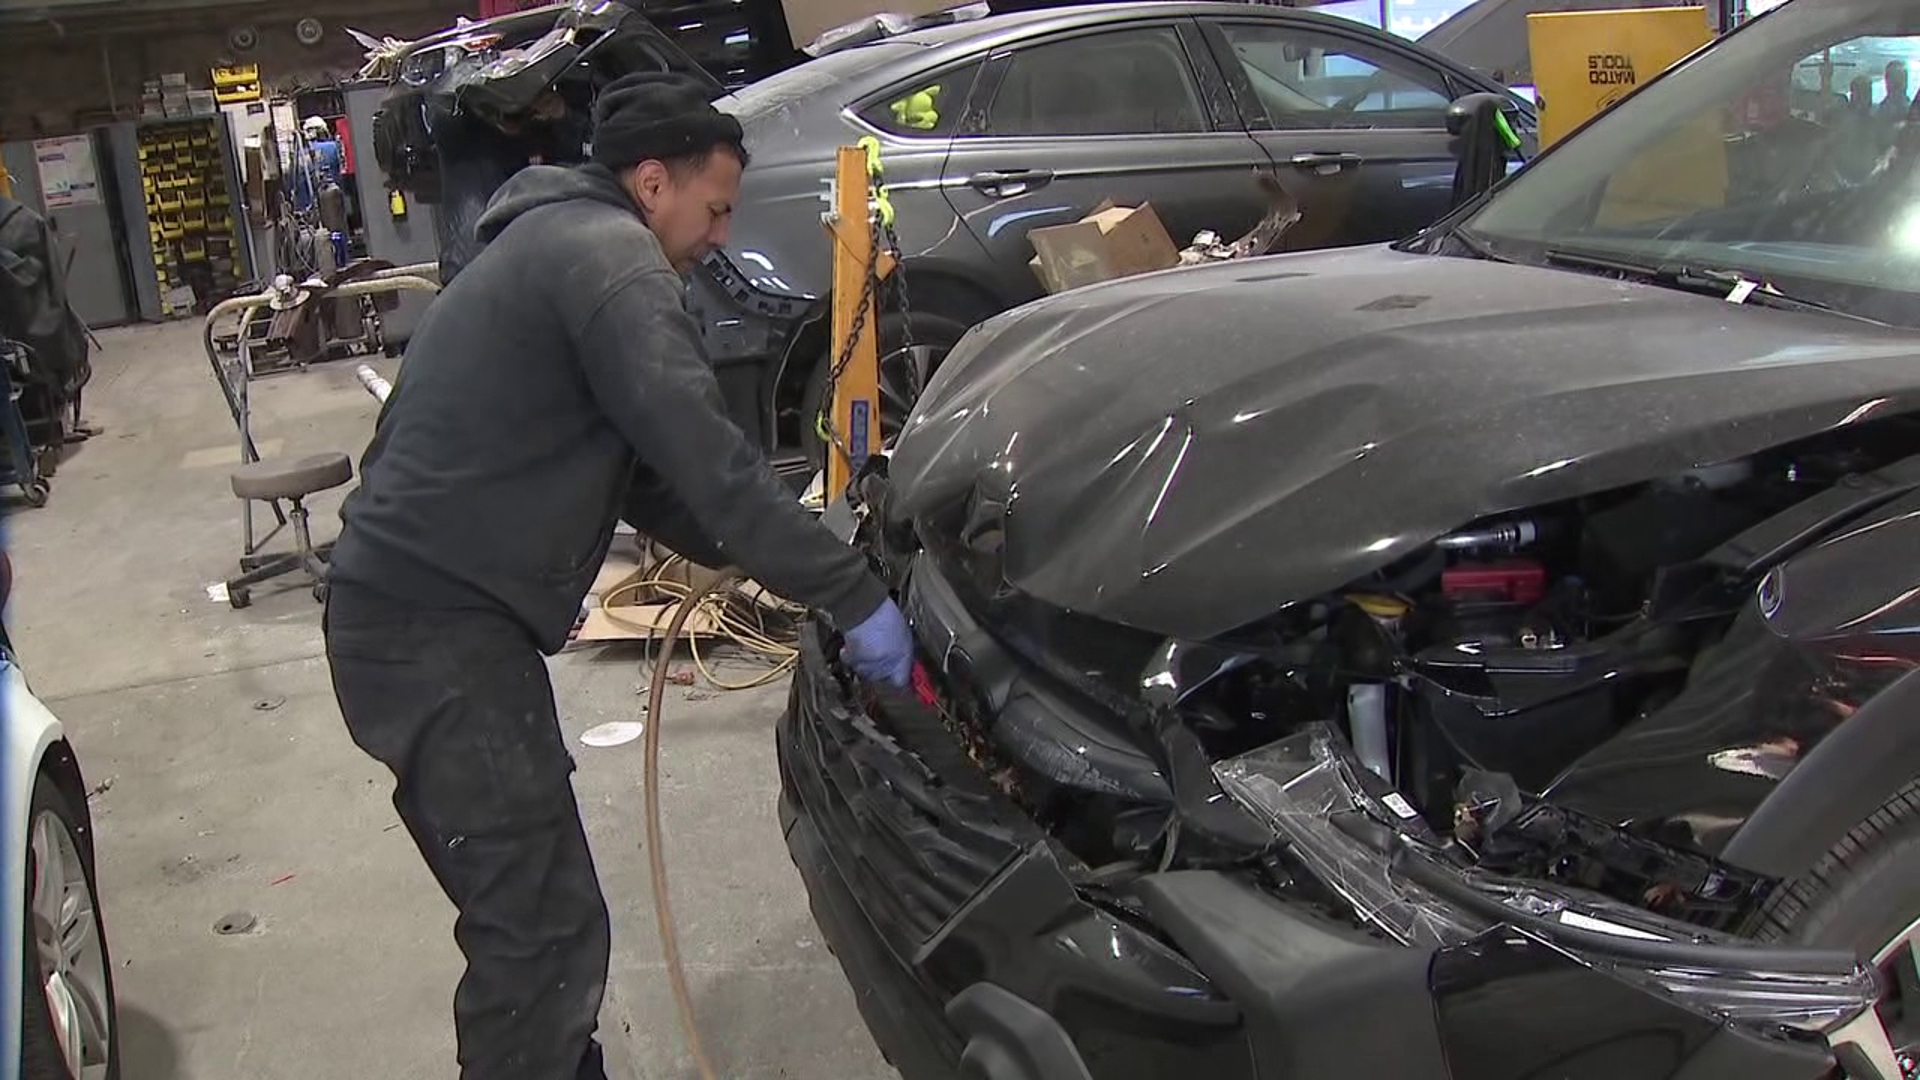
[324,584,609,1080]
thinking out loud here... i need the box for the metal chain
[880,214,918,397]
[818,164,924,456]
[817,202,882,456]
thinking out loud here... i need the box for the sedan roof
[871,1,1461,49]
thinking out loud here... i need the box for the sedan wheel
[1747,783,1920,1080]
[1871,917,1919,1077]
[25,785,116,1080]
[878,343,944,437]
[801,309,975,471]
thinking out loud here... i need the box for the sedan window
[858,62,986,138]
[980,27,1209,137]
[1218,22,1454,130]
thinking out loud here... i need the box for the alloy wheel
[30,808,114,1080]
[1873,914,1920,1079]
[877,343,945,441]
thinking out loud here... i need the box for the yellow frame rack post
[822,142,896,498]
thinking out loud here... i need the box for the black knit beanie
[589,72,746,171]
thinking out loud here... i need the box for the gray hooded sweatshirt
[327,164,886,653]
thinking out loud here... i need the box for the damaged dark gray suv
[777,1,1920,1078]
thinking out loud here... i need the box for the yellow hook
[857,135,884,179]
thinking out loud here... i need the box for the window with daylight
[982,27,1208,137]
[1219,21,1454,129]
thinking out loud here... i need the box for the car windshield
[1461,0,1920,327]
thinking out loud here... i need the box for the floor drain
[253,697,284,712]
[213,911,257,936]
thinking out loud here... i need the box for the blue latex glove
[842,599,913,688]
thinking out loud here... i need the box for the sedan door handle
[967,169,1055,197]
[1289,152,1365,171]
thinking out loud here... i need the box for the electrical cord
[643,568,746,1080]
[596,552,803,691]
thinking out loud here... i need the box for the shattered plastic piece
[1178,172,1302,266]
[1214,725,1480,947]
[1453,768,1524,852]
[351,26,414,81]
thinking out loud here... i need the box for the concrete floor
[6,322,893,1079]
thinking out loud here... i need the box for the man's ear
[628,160,670,212]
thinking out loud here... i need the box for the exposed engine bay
[851,414,1920,943]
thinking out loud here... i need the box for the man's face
[628,151,742,273]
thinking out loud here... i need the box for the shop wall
[0,2,468,138]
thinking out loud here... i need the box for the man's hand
[842,599,913,688]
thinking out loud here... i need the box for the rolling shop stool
[225,452,353,609]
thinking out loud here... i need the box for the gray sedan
[687,2,1534,463]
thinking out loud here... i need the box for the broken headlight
[1214,726,1883,1046]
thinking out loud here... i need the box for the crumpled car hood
[888,244,1920,640]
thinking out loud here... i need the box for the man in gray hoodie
[323,73,913,1080]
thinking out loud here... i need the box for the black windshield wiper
[1401,221,1508,261]
[1543,248,1887,326]
[1446,225,1503,261]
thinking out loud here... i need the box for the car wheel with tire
[1747,781,1920,1075]
[800,309,976,473]
[20,772,118,1080]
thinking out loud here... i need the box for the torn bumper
[777,625,1245,1080]
[779,614,1893,1080]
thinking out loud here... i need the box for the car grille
[785,626,1041,953]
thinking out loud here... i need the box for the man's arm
[619,463,726,569]
[573,267,888,630]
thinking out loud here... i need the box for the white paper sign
[33,135,101,208]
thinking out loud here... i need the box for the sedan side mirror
[1447,91,1512,136]
[1448,92,1519,208]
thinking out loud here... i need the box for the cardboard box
[1027,202,1180,294]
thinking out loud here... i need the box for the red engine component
[1442,560,1546,605]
